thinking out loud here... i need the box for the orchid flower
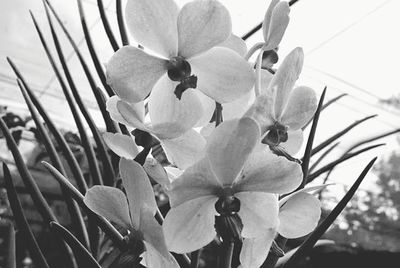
[246,47,318,155]
[162,117,303,254]
[83,158,178,268]
[240,188,322,268]
[106,0,255,133]
[263,0,290,51]
[106,96,206,169]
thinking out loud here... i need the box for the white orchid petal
[223,91,254,121]
[106,46,167,103]
[262,0,279,41]
[280,129,304,155]
[117,100,149,132]
[190,47,255,103]
[149,75,203,134]
[103,132,139,159]
[178,0,231,58]
[218,34,247,57]
[236,192,279,238]
[269,47,304,119]
[206,118,260,186]
[168,158,221,207]
[161,129,206,170]
[119,159,157,229]
[279,192,321,238]
[240,229,276,268]
[163,196,218,253]
[234,150,302,194]
[279,184,331,206]
[194,93,216,127]
[264,2,290,50]
[84,186,131,229]
[125,0,179,57]
[143,158,169,187]
[281,86,318,130]
[144,241,180,268]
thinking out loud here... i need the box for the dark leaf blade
[97,0,120,51]
[282,158,378,268]
[309,142,340,173]
[310,114,377,156]
[44,0,117,134]
[30,10,103,186]
[301,87,326,187]
[41,161,127,250]
[17,79,90,250]
[76,0,115,97]
[116,0,129,45]
[3,163,50,268]
[50,221,102,268]
[307,143,384,182]
[7,57,88,194]
[43,2,115,186]
[6,220,16,268]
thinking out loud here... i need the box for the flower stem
[190,249,202,268]
[215,102,223,127]
[254,50,264,96]
[219,239,234,268]
[244,42,264,61]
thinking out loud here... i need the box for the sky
[1,0,399,191]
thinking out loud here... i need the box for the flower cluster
[83,0,323,267]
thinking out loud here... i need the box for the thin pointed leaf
[44,0,117,133]
[30,11,103,186]
[97,0,120,51]
[116,0,129,45]
[43,3,115,186]
[343,128,400,155]
[282,158,377,268]
[6,221,16,268]
[7,57,88,194]
[310,114,376,156]
[41,161,127,250]
[76,0,115,97]
[309,142,340,173]
[300,87,326,187]
[50,221,101,268]
[302,93,347,130]
[3,163,50,268]
[307,143,384,182]
[17,79,90,250]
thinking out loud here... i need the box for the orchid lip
[262,121,288,147]
[167,56,198,99]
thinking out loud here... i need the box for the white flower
[106,0,255,133]
[162,117,302,254]
[263,0,290,51]
[246,47,318,154]
[84,159,179,268]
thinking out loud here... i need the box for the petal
[262,0,279,41]
[143,158,169,187]
[234,149,302,194]
[84,185,131,229]
[103,132,139,159]
[244,94,275,134]
[264,1,290,50]
[218,34,248,57]
[206,118,260,186]
[240,229,276,268]
[194,93,215,127]
[106,46,167,103]
[269,47,304,119]
[106,96,133,126]
[125,0,179,57]
[163,196,218,253]
[117,100,149,132]
[140,208,171,261]
[281,86,318,130]
[161,129,206,170]
[278,192,321,238]
[279,184,331,206]
[120,159,157,228]
[190,47,255,103]
[168,158,220,207]
[144,241,179,268]
[148,75,203,134]
[177,0,231,58]
[222,91,254,121]
[235,192,279,238]
[280,129,304,155]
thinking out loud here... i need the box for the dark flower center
[262,122,288,147]
[167,56,197,100]
[215,189,243,241]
